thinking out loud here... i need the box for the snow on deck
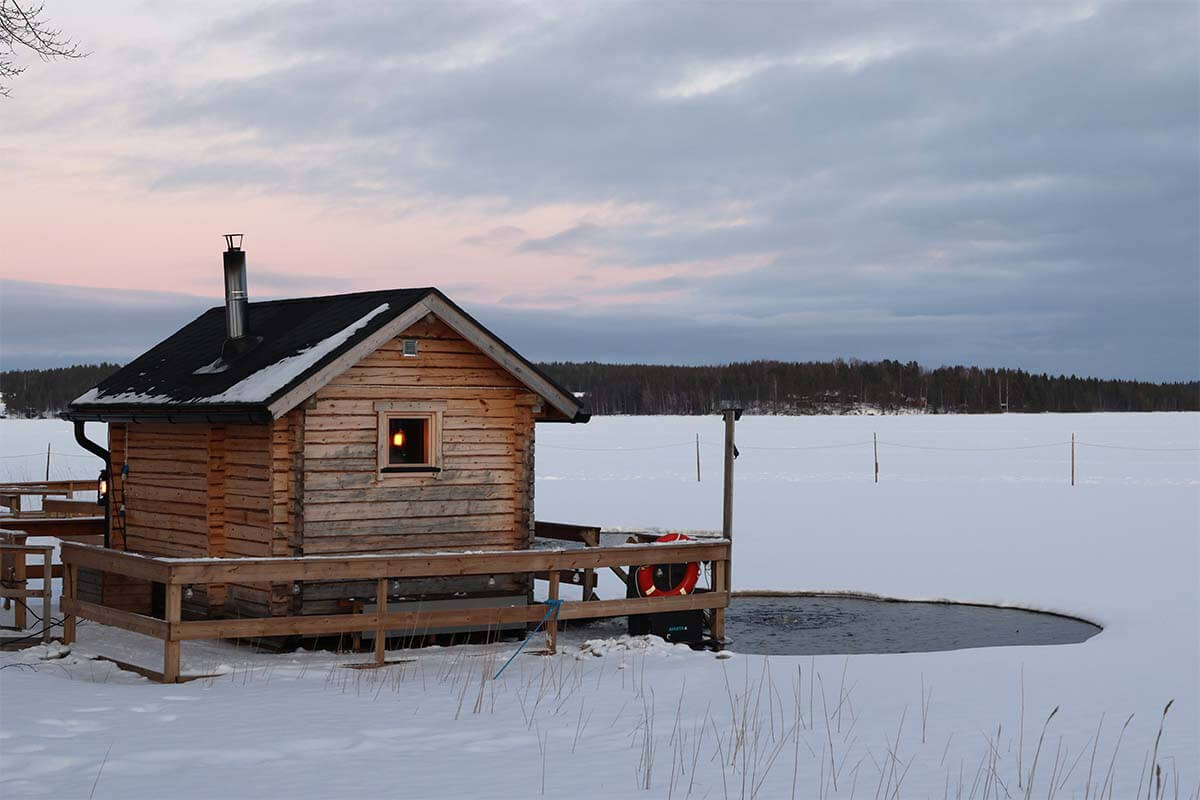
[1,413,1197,798]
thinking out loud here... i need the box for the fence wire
[543,438,1199,454]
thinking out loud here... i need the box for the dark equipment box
[626,564,706,644]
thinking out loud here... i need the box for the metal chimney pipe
[223,234,247,341]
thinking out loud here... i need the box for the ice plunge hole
[721,593,1101,656]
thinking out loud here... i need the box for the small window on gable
[402,338,419,357]
[376,402,444,475]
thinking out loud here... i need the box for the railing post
[62,560,77,644]
[711,557,727,643]
[583,567,595,602]
[721,408,740,592]
[582,527,598,601]
[375,578,387,665]
[0,543,11,614]
[40,548,52,643]
[13,544,27,631]
[546,571,559,654]
[163,583,181,683]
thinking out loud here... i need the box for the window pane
[388,418,428,464]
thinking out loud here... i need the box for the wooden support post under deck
[13,545,27,631]
[583,528,597,601]
[375,578,387,665]
[40,551,52,643]
[62,562,77,644]
[0,544,10,612]
[546,571,559,654]
[711,559,727,643]
[163,583,181,683]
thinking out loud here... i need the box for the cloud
[462,225,527,246]
[516,222,605,254]
[2,277,1192,381]
[2,0,1196,379]
[0,280,211,371]
[251,269,348,295]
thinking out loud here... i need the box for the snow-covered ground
[1,414,1197,798]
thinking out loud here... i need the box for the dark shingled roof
[65,288,584,423]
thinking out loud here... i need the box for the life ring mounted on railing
[635,533,701,596]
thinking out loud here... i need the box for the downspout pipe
[72,420,112,548]
[72,419,109,462]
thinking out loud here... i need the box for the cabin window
[402,338,419,357]
[375,402,444,475]
[387,417,428,464]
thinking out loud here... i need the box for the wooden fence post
[546,571,559,654]
[375,578,387,665]
[696,434,701,482]
[45,443,51,482]
[1071,433,1075,487]
[874,432,879,484]
[163,583,181,683]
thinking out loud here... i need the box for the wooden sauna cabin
[64,239,588,623]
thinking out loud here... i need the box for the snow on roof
[70,304,390,407]
[64,289,433,419]
[65,286,586,423]
[204,304,388,403]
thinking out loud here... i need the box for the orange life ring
[635,533,701,597]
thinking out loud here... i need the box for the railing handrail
[59,538,732,682]
[60,539,730,586]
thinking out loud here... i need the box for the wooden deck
[59,537,730,682]
[0,480,97,519]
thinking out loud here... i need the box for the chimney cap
[224,233,244,251]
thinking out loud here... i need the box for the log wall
[300,317,539,611]
[108,421,275,617]
[123,423,210,558]
[220,423,274,617]
[93,423,151,612]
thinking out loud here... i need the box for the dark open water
[723,594,1101,655]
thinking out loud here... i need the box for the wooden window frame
[374,401,445,477]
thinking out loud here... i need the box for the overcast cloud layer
[1,1,1197,379]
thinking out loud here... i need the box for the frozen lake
[2,412,1198,798]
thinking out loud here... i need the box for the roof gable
[67,289,586,423]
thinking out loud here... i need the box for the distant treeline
[1,360,1195,418]
[537,360,1200,415]
[0,364,121,417]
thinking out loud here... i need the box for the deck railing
[0,542,54,642]
[1,479,96,518]
[59,539,730,683]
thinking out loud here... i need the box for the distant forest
[538,361,1200,415]
[1,360,1196,417]
[0,364,121,417]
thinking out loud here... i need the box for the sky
[1,0,1197,380]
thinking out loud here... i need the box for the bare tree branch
[1,1,87,96]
